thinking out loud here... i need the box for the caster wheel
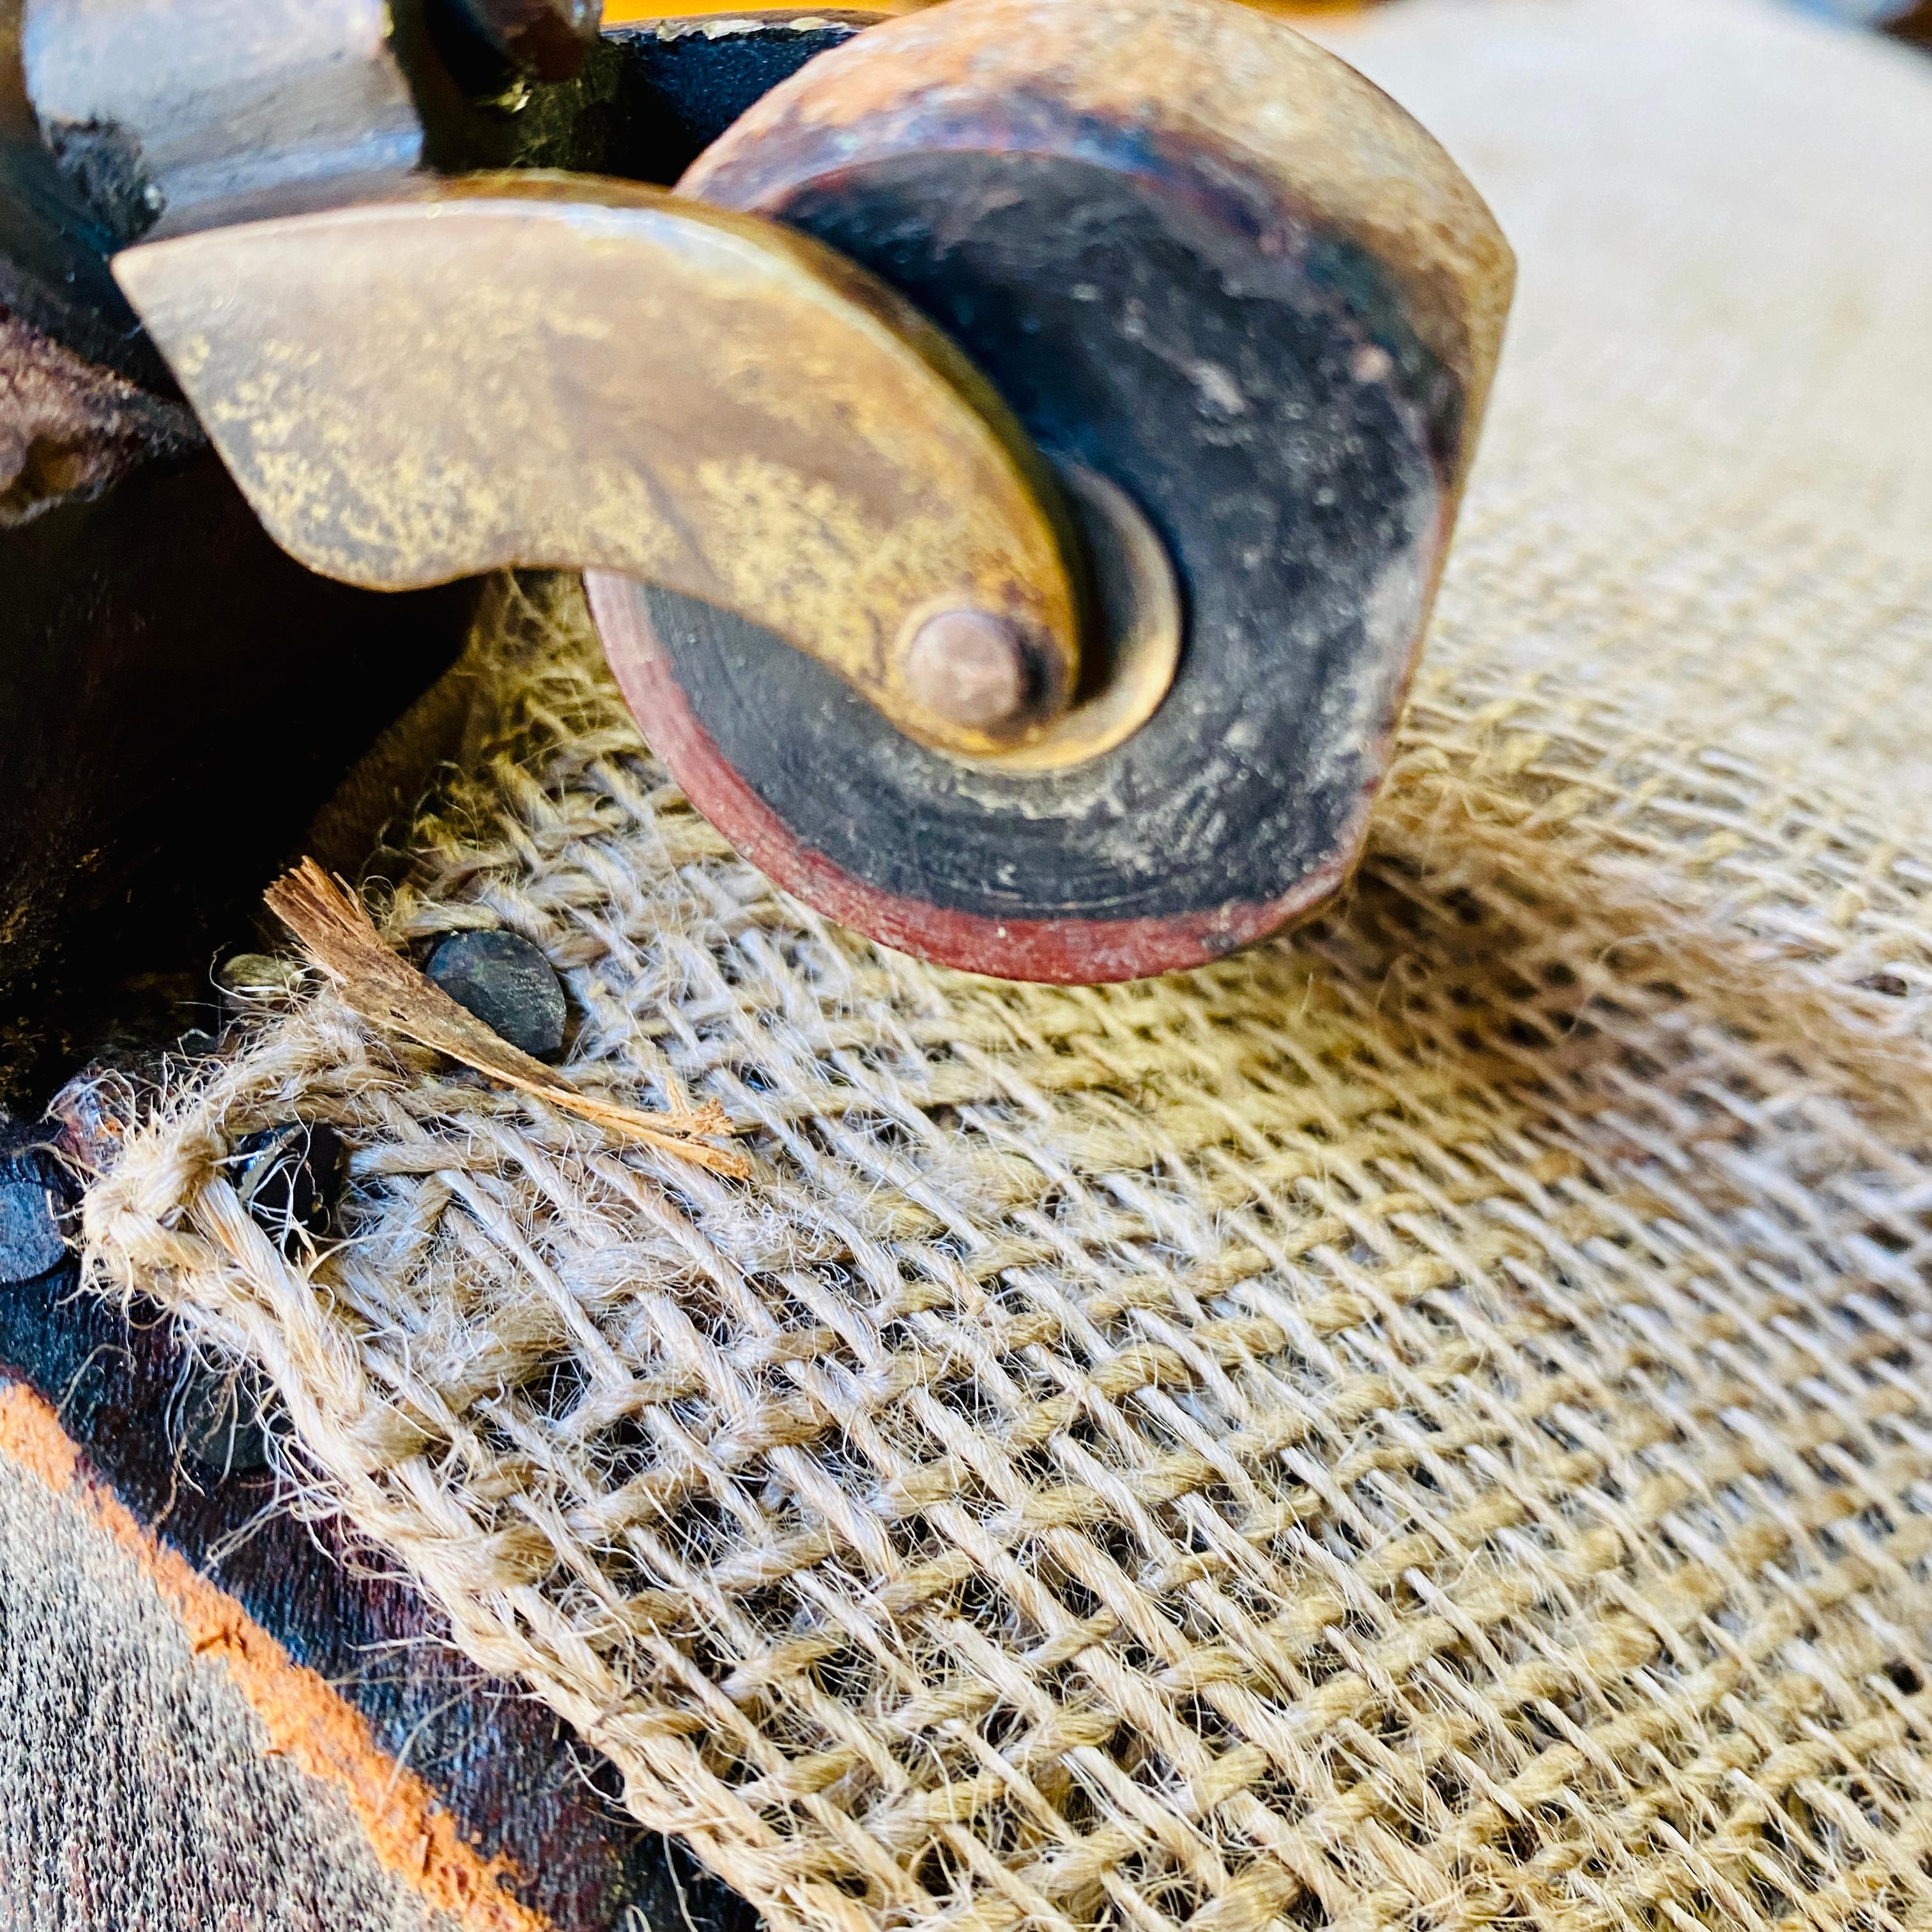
[589,0,1512,985]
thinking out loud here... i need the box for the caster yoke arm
[112,173,1087,760]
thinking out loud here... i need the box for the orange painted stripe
[0,1381,552,1932]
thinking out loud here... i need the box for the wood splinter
[265,859,750,1178]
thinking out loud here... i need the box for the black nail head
[233,1121,345,1252]
[425,929,569,1062]
[178,1367,276,1477]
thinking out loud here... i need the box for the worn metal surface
[20,0,423,241]
[0,0,160,377]
[114,171,1085,758]
[900,608,1034,734]
[967,463,1181,775]
[622,0,1514,982]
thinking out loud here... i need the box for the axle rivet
[901,610,1034,735]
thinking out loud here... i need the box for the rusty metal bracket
[112,171,1087,756]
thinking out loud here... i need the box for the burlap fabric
[80,4,1932,1931]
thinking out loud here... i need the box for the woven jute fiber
[81,4,1932,1931]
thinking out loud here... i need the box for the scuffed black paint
[0,1264,758,1932]
[601,15,878,185]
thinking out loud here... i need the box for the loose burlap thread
[79,6,1932,1931]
